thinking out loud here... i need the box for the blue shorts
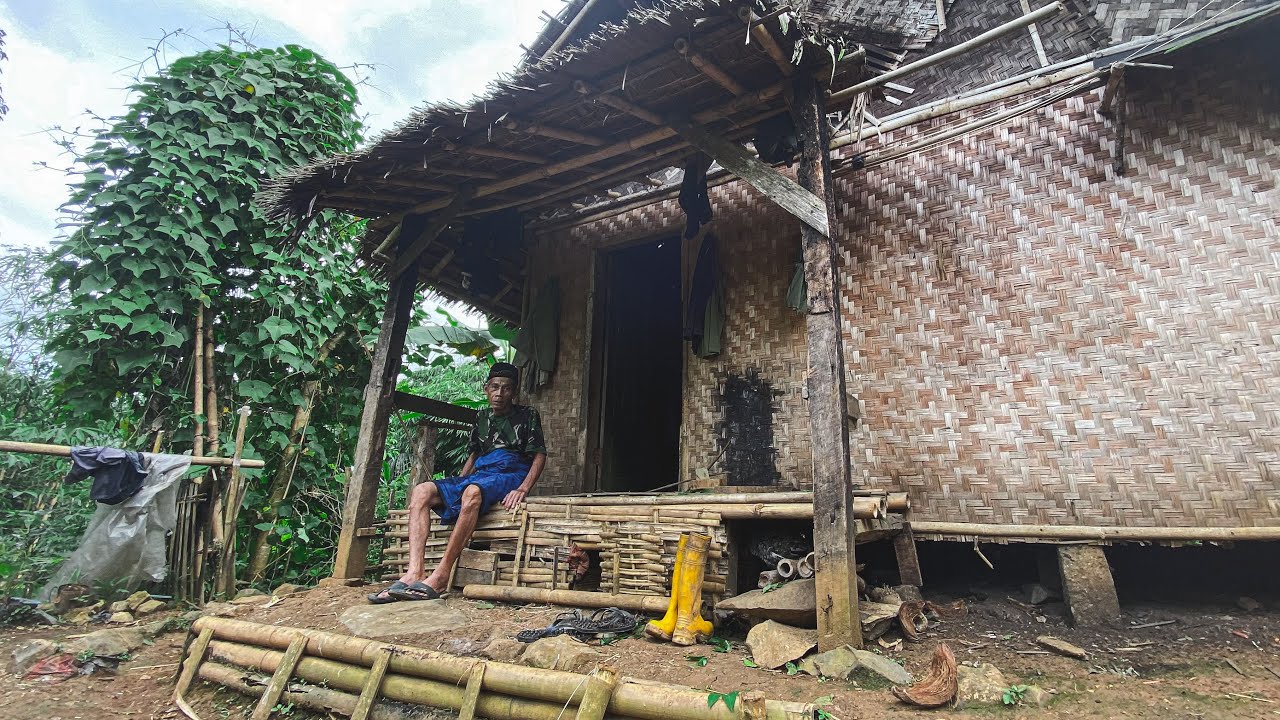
[431,449,531,524]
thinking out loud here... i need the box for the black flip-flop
[368,581,408,604]
[388,581,442,601]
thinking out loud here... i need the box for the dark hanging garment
[514,277,560,389]
[65,447,148,505]
[683,234,724,358]
[678,154,714,240]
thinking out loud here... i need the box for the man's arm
[459,452,478,477]
[501,452,546,510]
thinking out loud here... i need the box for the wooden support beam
[427,164,501,180]
[392,391,479,425]
[738,6,794,76]
[575,80,664,125]
[502,117,606,146]
[446,142,548,165]
[671,118,829,236]
[0,439,264,469]
[456,662,486,720]
[1098,64,1125,117]
[829,1,1065,105]
[250,634,308,720]
[388,189,474,278]
[331,224,424,582]
[373,176,455,192]
[350,647,394,720]
[674,38,746,95]
[792,74,860,652]
[894,527,924,587]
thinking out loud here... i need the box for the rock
[1238,596,1263,612]
[234,588,267,599]
[182,610,205,625]
[850,650,913,686]
[109,600,132,614]
[956,663,1009,708]
[9,639,57,675]
[893,585,923,603]
[520,635,600,673]
[716,578,816,627]
[1057,546,1120,627]
[65,628,146,658]
[745,621,817,670]
[799,646,861,680]
[273,583,308,596]
[798,646,912,685]
[135,599,167,615]
[441,637,489,656]
[124,590,151,611]
[201,601,244,617]
[1036,635,1087,659]
[1023,685,1052,707]
[109,612,135,624]
[338,600,469,639]
[1025,583,1059,605]
[860,601,902,641]
[230,594,270,605]
[482,638,526,663]
[869,587,903,605]
[63,600,104,625]
[140,620,171,637]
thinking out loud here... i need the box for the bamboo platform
[378,490,904,603]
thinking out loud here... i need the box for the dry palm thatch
[891,643,958,708]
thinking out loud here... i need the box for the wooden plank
[388,189,474,278]
[350,647,394,720]
[793,74,861,652]
[457,662,487,720]
[331,223,424,582]
[893,527,924,586]
[671,119,829,236]
[1020,0,1051,67]
[173,626,215,699]
[392,391,479,425]
[250,634,307,720]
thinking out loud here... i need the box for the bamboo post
[457,662,487,720]
[511,512,529,588]
[351,647,395,720]
[193,304,205,457]
[0,440,264,469]
[215,406,252,598]
[200,661,417,720]
[577,665,619,720]
[251,634,308,720]
[204,318,220,455]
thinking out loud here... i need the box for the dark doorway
[593,237,683,492]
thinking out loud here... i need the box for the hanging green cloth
[786,253,809,314]
[513,277,560,388]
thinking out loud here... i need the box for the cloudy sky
[0,0,564,249]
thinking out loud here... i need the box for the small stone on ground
[1036,635,1087,659]
[9,639,57,675]
[482,637,526,663]
[798,646,912,685]
[956,663,1008,708]
[109,611,135,624]
[339,599,469,639]
[124,590,151,611]
[745,620,817,669]
[65,628,147,657]
[519,634,600,673]
[135,598,166,615]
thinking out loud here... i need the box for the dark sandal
[388,581,441,601]
[367,581,407,604]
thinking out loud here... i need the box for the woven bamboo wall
[529,35,1280,528]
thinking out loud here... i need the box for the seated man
[369,362,547,602]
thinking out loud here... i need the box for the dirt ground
[3,583,1279,720]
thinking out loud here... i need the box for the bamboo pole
[909,522,1280,542]
[542,0,605,59]
[462,585,670,613]
[215,406,252,598]
[737,6,793,77]
[887,492,910,514]
[0,440,265,469]
[828,1,1066,105]
[578,665,620,720]
[193,620,815,720]
[675,38,746,95]
[193,304,205,457]
[199,661,418,720]
[204,318,220,455]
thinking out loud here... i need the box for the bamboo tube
[887,492,910,514]
[758,570,781,588]
[828,1,1066,105]
[578,665,619,720]
[204,318,220,455]
[0,440,265,468]
[775,558,797,580]
[909,522,1280,542]
[797,553,815,579]
[199,661,417,720]
[195,619,814,720]
[461,585,670,613]
[193,304,205,457]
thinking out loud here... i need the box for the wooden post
[893,527,924,587]
[350,647,394,720]
[331,215,428,582]
[793,74,862,651]
[250,633,308,720]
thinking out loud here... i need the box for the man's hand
[501,487,528,510]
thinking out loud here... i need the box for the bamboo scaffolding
[0,440,265,469]
[199,661,417,720]
[193,618,815,720]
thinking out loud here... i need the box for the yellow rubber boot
[672,532,713,646]
[644,534,686,641]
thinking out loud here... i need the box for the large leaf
[405,324,499,359]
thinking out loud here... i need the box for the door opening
[592,237,683,492]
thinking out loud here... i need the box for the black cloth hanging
[678,153,714,239]
[683,234,724,358]
[65,447,148,505]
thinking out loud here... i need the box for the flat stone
[273,583,308,596]
[234,588,267,599]
[124,590,151,611]
[229,594,270,605]
[65,628,146,658]
[869,587,903,605]
[482,638,526,663]
[850,650,913,686]
[9,639,57,676]
[441,637,488,656]
[339,600,469,639]
[1058,546,1119,627]
[716,578,816,627]
[1023,685,1052,707]
[798,646,861,680]
[745,621,817,670]
[63,601,104,625]
[1036,635,1087,659]
[201,601,245,617]
[109,600,132,614]
[1238,596,1263,612]
[109,612,135,624]
[135,599,167,615]
[1025,583,1059,605]
[956,663,1008,709]
[893,585,923,603]
[519,634,600,673]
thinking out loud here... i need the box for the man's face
[484,377,517,413]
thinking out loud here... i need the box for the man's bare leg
[400,481,442,585]
[424,485,483,592]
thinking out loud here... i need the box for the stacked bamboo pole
[190,618,816,720]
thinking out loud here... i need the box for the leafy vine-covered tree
[45,44,378,586]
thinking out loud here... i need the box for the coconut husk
[898,600,929,642]
[891,643,958,708]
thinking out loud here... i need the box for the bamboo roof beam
[542,0,605,59]
[573,80,664,124]
[501,117,606,146]
[388,189,474,279]
[829,1,1065,105]
[425,164,501,180]
[737,6,794,77]
[444,142,549,165]
[366,176,455,193]
[674,38,746,95]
